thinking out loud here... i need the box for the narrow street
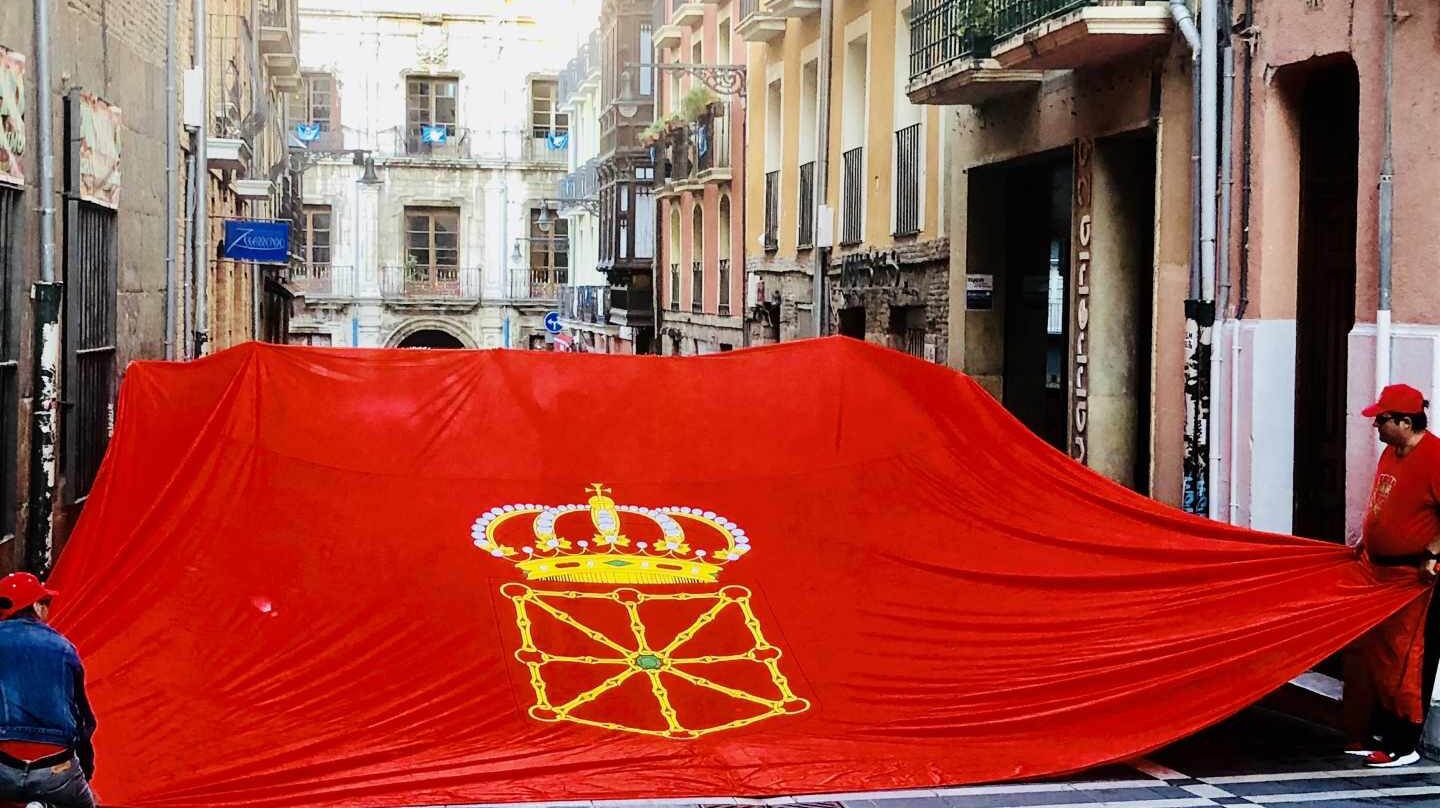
[909,711,1440,808]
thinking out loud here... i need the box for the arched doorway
[397,329,465,349]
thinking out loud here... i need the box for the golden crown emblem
[472,483,752,585]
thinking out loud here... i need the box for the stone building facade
[286,0,591,351]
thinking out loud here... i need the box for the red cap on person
[0,572,59,619]
[1363,384,1428,418]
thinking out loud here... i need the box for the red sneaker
[1365,750,1421,767]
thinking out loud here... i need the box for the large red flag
[48,338,1422,808]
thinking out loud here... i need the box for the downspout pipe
[1211,39,1235,522]
[25,0,61,574]
[812,0,834,337]
[193,0,209,357]
[1376,0,1395,395]
[165,0,178,359]
[1170,0,1202,54]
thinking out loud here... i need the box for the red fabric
[48,339,1427,808]
[1353,581,1432,724]
[1363,433,1440,557]
[0,741,68,762]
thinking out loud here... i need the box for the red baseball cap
[1363,384,1428,418]
[0,572,59,619]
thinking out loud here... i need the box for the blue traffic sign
[544,312,562,334]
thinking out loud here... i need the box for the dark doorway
[1292,59,1359,543]
[838,306,866,339]
[398,329,465,349]
[1000,153,1073,452]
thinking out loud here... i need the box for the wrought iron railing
[380,265,482,301]
[290,263,356,297]
[764,170,780,252]
[841,147,863,246]
[670,263,681,310]
[740,0,765,22]
[718,258,731,315]
[558,284,611,325]
[692,261,704,311]
[894,124,922,236]
[797,161,815,249]
[909,0,1098,81]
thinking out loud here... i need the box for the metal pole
[193,0,209,357]
[165,0,178,359]
[811,0,834,337]
[25,0,62,574]
[1376,0,1395,394]
[1214,40,1235,523]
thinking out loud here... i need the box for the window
[531,79,569,139]
[0,189,18,542]
[529,209,569,293]
[289,332,333,347]
[691,205,704,312]
[894,124,921,236]
[718,195,732,315]
[290,73,334,132]
[406,77,458,151]
[639,24,654,96]
[301,206,332,269]
[64,203,117,504]
[404,207,459,288]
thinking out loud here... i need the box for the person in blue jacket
[0,573,96,808]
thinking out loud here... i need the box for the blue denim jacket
[0,616,96,776]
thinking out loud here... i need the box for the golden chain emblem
[477,485,809,738]
[502,584,809,739]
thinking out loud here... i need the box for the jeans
[0,752,96,808]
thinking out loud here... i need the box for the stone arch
[384,319,477,349]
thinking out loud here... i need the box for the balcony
[840,147,863,247]
[797,161,815,249]
[380,265,482,305]
[291,264,354,299]
[259,0,296,58]
[763,170,779,252]
[908,1,1170,106]
[509,269,565,301]
[691,261,703,312]
[521,135,570,166]
[555,160,601,214]
[718,258,732,316]
[558,285,613,326]
[672,0,707,27]
[607,284,654,329]
[768,0,820,17]
[695,108,732,184]
[737,0,787,43]
[894,123,921,237]
[669,263,681,311]
[379,127,474,161]
[655,23,684,50]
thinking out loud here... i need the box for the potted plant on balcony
[639,119,666,148]
[680,86,718,123]
[958,0,997,59]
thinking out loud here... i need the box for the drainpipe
[1211,39,1234,522]
[165,0,178,359]
[193,0,209,357]
[1174,0,1218,517]
[25,0,61,574]
[811,0,834,337]
[1376,0,1396,395]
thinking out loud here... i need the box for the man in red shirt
[1348,384,1440,767]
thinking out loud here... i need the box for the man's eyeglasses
[1374,414,1404,426]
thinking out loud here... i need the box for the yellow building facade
[741,0,950,360]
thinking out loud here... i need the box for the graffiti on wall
[76,92,123,209]
[1070,138,1094,465]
